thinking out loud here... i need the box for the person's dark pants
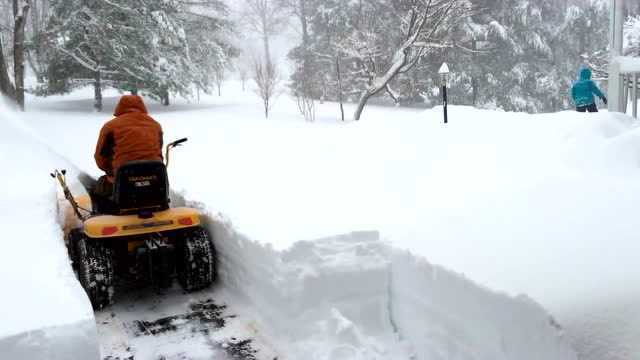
[91,175,115,214]
[577,104,598,113]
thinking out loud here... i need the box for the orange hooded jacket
[94,95,163,182]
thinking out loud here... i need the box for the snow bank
[203,213,576,359]
[0,97,99,358]
[561,296,640,360]
[0,322,98,360]
[391,252,576,360]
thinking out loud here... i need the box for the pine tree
[43,0,235,109]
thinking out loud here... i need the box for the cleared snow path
[95,287,271,360]
[56,182,279,360]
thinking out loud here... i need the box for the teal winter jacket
[571,68,606,107]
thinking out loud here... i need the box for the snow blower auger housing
[53,138,216,310]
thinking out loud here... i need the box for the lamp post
[438,62,450,124]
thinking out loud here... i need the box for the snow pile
[391,252,576,360]
[0,97,99,358]
[562,296,640,360]
[205,215,576,359]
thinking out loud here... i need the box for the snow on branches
[45,0,235,108]
[625,15,640,57]
[350,0,472,120]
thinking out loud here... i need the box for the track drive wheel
[178,227,216,292]
[76,235,115,310]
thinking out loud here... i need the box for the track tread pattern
[178,227,215,292]
[76,236,115,310]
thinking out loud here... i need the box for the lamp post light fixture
[438,62,450,124]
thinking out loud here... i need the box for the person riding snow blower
[93,95,163,212]
[52,95,216,310]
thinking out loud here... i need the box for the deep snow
[0,97,99,358]
[1,81,638,358]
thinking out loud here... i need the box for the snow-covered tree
[238,58,250,92]
[0,35,15,101]
[0,0,31,110]
[287,0,471,120]
[625,15,640,57]
[279,0,318,121]
[349,0,471,120]
[43,0,235,110]
[241,0,286,117]
[287,0,618,115]
[252,55,279,118]
[182,2,235,96]
[47,0,136,110]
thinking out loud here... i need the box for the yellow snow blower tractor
[53,138,215,310]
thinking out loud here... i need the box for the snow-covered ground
[0,98,99,358]
[1,81,638,359]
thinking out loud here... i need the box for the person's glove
[601,96,608,105]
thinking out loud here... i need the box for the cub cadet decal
[128,175,158,187]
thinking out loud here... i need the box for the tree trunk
[27,0,45,83]
[471,39,478,106]
[94,70,102,112]
[0,36,16,100]
[385,84,400,105]
[261,12,271,67]
[354,70,400,121]
[30,0,38,34]
[13,0,30,111]
[299,0,310,46]
[354,91,374,121]
[471,76,478,106]
[264,98,269,118]
[162,89,170,106]
[336,56,344,121]
[298,0,310,94]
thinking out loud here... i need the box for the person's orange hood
[114,95,148,116]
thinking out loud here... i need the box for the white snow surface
[208,223,575,359]
[0,97,99,357]
[2,81,639,358]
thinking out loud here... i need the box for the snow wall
[0,98,100,358]
[201,211,577,359]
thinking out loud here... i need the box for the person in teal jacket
[571,67,607,112]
